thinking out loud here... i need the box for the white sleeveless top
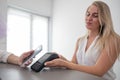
[76,36,116,80]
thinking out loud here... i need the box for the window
[7,7,49,57]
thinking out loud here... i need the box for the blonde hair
[88,1,120,59]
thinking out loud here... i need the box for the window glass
[7,8,48,57]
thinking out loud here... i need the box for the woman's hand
[58,54,67,61]
[44,54,68,67]
[45,58,67,67]
[18,50,34,67]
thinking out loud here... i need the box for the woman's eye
[86,13,90,16]
[93,14,98,17]
[86,12,98,18]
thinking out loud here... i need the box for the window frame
[7,6,51,55]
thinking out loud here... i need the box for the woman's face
[85,5,100,32]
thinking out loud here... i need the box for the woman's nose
[87,15,93,21]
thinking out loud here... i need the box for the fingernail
[44,63,47,65]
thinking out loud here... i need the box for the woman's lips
[86,22,92,26]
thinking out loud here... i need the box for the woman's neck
[88,31,99,39]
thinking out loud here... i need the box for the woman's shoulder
[76,35,87,45]
[77,35,87,41]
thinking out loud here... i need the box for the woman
[45,1,120,80]
[0,50,34,66]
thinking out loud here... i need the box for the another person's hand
[18,50,34,67]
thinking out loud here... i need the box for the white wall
[52,0,120,80]
[52,0,93,60]
[0,0,7,50]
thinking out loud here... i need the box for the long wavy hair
[87,1,120,60]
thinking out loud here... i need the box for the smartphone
[21,45,42,67]
[31,52,59,72]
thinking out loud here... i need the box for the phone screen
[21,45,42,67]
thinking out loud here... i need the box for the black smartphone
[21,45,42,67]
[31,52,59,72]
